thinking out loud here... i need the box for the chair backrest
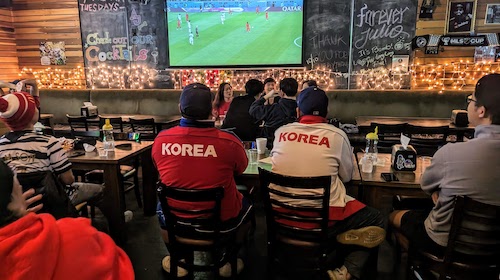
[371,122,408,152]
[156,181,225,242]
[406,125,449,156]
[16,171,78,219]
[130,118,156,133]
[70,129,101,140]
[66,114,89,131]
[258,168,332,244]
[99,116,124,132]
[445,196,500,259]
[129,118,156,140]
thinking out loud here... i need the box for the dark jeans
[328,206,385,279]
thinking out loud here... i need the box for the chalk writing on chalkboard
[350,0,417,88]
[79,0,126,12]
[78,0,171,88]
[303,0,351,74]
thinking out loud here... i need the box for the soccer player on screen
[177,13,182,23]
[195,26,199,37]
[177,19,181,30]
[229,8,232,15]
[187,20,192,33]
[246,22,251,32]
[221,12,225,24]
[256,6,260,13]
[265,11,269,21]
[189,32,194,45]
[185,13,189,22]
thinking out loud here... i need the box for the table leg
[102,164,127,245]
[141,148,158,216]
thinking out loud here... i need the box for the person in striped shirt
[0,91,104,213]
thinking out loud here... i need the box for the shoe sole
[219,258,244,278]
[162,256,189,278]
[336,226,386,248]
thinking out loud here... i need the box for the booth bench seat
[39,89,471,125]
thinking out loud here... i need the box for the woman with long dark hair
[212,82,233,120]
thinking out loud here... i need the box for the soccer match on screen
[165,0,304,67]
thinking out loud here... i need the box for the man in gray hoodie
[389,73,500,252]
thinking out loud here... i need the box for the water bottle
[365,126,379,164]
[102,119,115,152]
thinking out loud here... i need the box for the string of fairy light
[19,62,500,91]
[411,61,500,92]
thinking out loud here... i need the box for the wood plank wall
[0,7,18,82]
[415,0,500,65]
[2,0,499,86]
[11,0,84,80]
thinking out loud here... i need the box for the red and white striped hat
[0,92,37,131]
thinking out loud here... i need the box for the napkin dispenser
[451,110,468,127]
[81,102,98,117]
[391,144,417,171]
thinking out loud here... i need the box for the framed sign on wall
[445,0,476,34]
[485,4,500,25]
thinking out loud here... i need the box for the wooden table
[68,140,157,245]
[352,152,430,211]
[237,152,361,197]
[355,116,474,141]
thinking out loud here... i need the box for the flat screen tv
[165,0,305,68]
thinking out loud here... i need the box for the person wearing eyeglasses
[389,74,500,265]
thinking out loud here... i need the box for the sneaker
[327,266,348,280]
[162,256,188,277]
[65,185,78,202]
[336,226,386,248]
[219,258,244,277]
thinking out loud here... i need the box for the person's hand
[431,191,439,205]
[263,89,276,100]
[23,188,43,213]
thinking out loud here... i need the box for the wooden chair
[156,182,240,279]
[67,117,141,208]
[407,196,500,280]
[258,167,334,279]
[66,114,98,132]
[99,116,124,133]
[371,123,408,153]
[129,117,156,140]
[406,125,449,156]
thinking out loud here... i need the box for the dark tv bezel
[164,1,306,69]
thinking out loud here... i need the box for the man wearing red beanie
[0,91,105,218]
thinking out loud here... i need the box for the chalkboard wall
[303,0,351,74]
[350,0,417,88]
[78,0,170,87]
[78,0,417,89]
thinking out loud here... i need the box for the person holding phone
[0,91,104,215]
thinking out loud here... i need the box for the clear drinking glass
[361,155,374,173]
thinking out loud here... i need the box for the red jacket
[0,213,134,280]
[152,125,248,221]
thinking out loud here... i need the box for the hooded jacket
[0,213,134,280]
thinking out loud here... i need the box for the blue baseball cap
[297,87,328,117]
[180,83,213,120]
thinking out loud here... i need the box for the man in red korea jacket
[152,83,252,277]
